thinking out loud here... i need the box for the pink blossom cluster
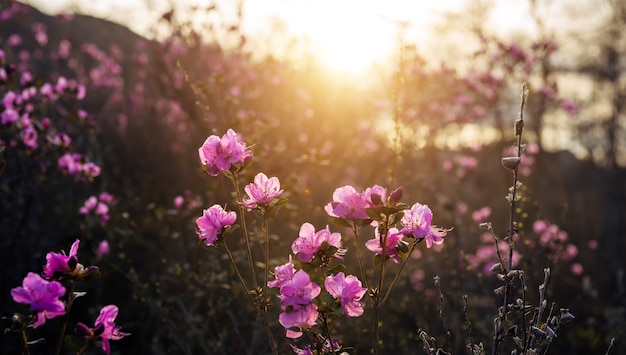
[58,153,101,179]
[291,223,345,263]
[173,191,203,210]
[465,232,521,274]
[195,204,237,246]
[325,184,402,220]
[79,192,114,223]
[442,154,479,178]
[532,220,582,274]
[198,129,252,176]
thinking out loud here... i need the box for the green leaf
[331,217,351,229]
[265,206,277,220]
[80,268,102,281]
[72,291,87,301]
[380,206,399,215]
[317,304,335,313]
[513,336,523,349]
[27,338,46,345]
[397,241,409,254]
[319,293,336,304]
[366,208,382,221]
[396,202,411,210]
[324,246,339,256]
[389,212,404,226]
[270,197,288,207]
[329,264,347,275]
[66,335,85,351]
[373,254,383,265]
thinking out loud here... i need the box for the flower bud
[370,193,384,206]
[490,263,503,273]
[502,157,521,172]
[389,187,403,205]
[75,322,92,337]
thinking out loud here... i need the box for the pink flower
[324,185,369,220]
[279,303,319,339]
[173,195,184,209]
[195,205,237,246]
[401,203,448,248]
[11,273,66,328]
[471,207,492,223]
[243,172,284,209]
[268,255,296,289]
[98,240,110,258]
[290,344,313,355]
[44,239,80,279]
[75,305,129,355]
[324,272,367,317]
[366,228,406,263]
[291,223,345,263]
[278,270,321,306]
[198,129,252,176]
[58,153,83,174]
[401,203,433,239]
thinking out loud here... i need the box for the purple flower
[195,205,237,246]
[400,203,449,248]
[97,240,110,258]
[11,273,66,328]
[198,129,252,176]
[365,227,407,263]
[279,303,318,339]
[75,305,129,355]
[291,223,345,263]
[324,272,367,317]
[278,270,321,306]
[243,172,284,210]
[44,239,80,279]
[324,185,370,220]
[268,255,296,289]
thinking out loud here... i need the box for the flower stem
[21,329,30,355]
[230,172,258,290]
[55,280,76,355]
[350,224,368,289]
[380,239,417,307]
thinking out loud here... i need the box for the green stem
[380,239,418,307]
[261,214,279,355]
[222,242,257,311]
[230,172,258,289]
[56,280,76,355]
[350,224,369,290]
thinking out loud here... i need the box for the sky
[24,0,533,74]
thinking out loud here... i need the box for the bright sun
[244,0,448,75]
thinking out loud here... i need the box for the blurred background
[1,0,625,353]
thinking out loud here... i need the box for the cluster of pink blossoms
[195,204,237,246]
[79,192,114,223]
[291,223,345,263]
[532,220,582,274]
[58,152,101,179]
[198,129,252,176]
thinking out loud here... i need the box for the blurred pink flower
[471,207,492,223]
[98,240,110,258]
